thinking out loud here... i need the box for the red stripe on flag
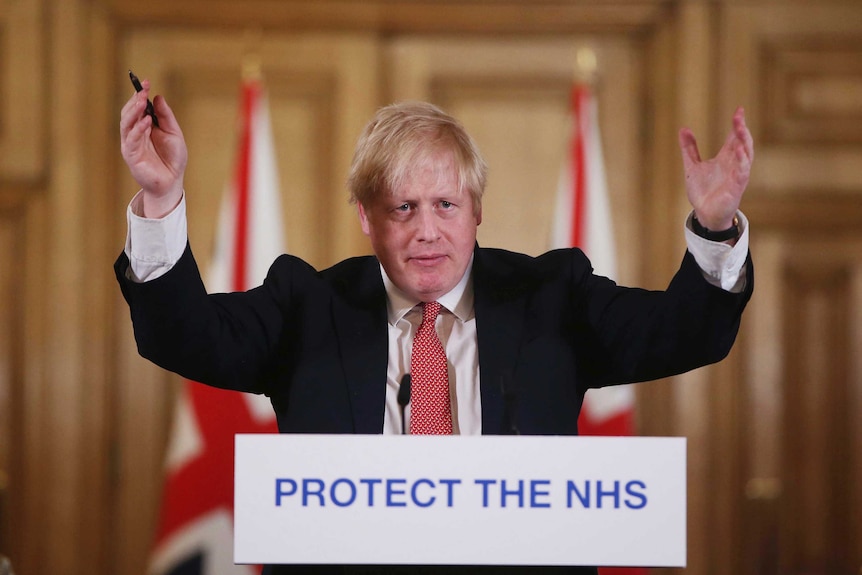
[570,85,588,249]
[579,404,634,437]
[232,80,258,292]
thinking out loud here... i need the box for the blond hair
[347,101,487,214]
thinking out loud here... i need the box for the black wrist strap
[691,214,740,242]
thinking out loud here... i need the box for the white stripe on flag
[550,85,634,430]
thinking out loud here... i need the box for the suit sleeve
[574,249,754,387]
[114,243,307,394]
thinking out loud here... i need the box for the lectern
[235,435,686,567]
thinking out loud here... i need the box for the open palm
[678,107,754,231]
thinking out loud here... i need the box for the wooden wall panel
[723,4,862,574]
[739,225,862,575]
[722,4,862,195]
[0,184,51,574]
[782,250,857,573]
[761,38,862,145]
[0,0,45,179]
[0,193,22,560]
[105,0,670,34]
[11,3,126,574]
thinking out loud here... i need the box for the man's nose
[415,209,440,241]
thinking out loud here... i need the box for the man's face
[359,150,481,302]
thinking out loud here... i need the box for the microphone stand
[397,374,412,435]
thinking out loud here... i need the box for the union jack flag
[148,74,283,575]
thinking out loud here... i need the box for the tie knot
[422,301,441,323]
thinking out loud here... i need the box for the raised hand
[678,107,754,231]
[119,78,188,218]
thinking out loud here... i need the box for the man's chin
[405,280,450,302]
[397,266,462,300]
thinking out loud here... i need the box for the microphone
[500,372,520,435]
[397,374,412,435]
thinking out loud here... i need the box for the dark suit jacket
[115,243,753,574]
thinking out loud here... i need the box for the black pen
[128,70,159,128]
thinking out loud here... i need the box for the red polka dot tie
[409,301,453,435]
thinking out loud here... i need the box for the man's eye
[395,203,410,212]
[440,201,453,209]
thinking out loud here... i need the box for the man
[117,84,754,573]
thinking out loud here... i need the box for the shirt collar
[381,255,475,326]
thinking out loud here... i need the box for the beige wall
[1,1,861,574]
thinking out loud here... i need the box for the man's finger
[152,95,183,137]
[120,109,153,162]
[119,93,147,139]
[678,127,701,170]
[732,107,754,159]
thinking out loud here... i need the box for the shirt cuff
[124,190,188,283]
[684,210,749,293]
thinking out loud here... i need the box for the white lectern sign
[235,435,685,567]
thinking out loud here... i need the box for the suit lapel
[331,258,389,434]
[473,247,529,435]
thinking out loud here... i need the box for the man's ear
[358,203,371,236]
[475,206,482,226]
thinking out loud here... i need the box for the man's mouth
[409,254,446,267]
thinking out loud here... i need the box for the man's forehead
[405,145,453,169]
[393,152,459,190]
